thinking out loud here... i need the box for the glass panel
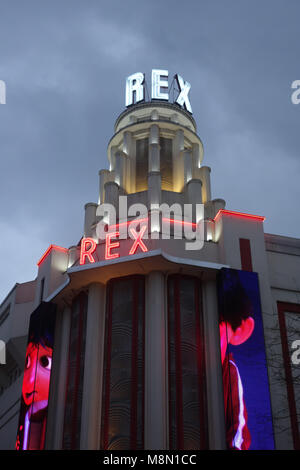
[180,277,205,449]
[101,276,145,450]
[168,275,207,450]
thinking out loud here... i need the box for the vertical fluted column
[123,131,135,193]
[148,171,161,209]
[185,179,202,206]
[145,272,167,449]
[115,151,126,189]
[80,283,106,449]
[173,129,184,192]
[104,181,119,223]
[84,202,98,238]
[202,279,226,449]
[148,125,161,233]
[183,149,193,185]
[98,169,110,204]
[192,142,200,175]
[199,166,212,203]
[149,125,160,172]
[109,145,118,172]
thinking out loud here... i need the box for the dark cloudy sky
[0,0,299,302]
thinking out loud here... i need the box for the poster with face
[16,302,56,450]
[217,268,274,450]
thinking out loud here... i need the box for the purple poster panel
[217,268,274,450]
[16,302,56,450]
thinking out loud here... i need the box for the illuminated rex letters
[175,74,192,114]
[151,69,169,101]
[125,69,192,113]
[125,72,145,107]
[80,229,149,265]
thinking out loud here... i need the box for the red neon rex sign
[79,225,149,265]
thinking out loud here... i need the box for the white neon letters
[125,69,192,113]
[151,69,169,100]
[175,74,192,113]
[125,72,145,107]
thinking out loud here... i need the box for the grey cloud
[0,0,299,301]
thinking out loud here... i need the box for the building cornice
[114,101,197,132]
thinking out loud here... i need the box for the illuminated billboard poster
[217,268,274,450]
[16,302,56,450]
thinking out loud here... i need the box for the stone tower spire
[84,98,225,238]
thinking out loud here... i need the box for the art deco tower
[2,71,299,451]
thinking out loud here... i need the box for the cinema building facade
[0,71,300,450]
